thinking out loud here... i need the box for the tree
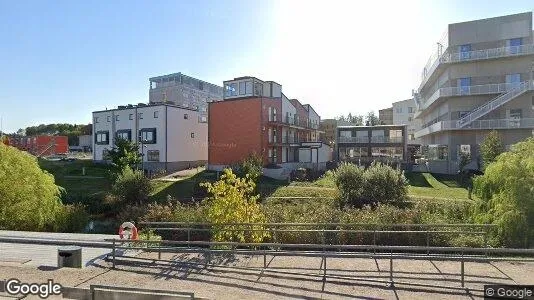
[365,111,379,126]
[334,162,365,206]
[0,143,63,230]
[201,169,269,243]
[337,113,364,125]
[473,138,534,247]
[107,138,141,171]
[233,152,263,182]
[112,166,153,205]
[480,130,505,167]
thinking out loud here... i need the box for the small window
[115,115,119,121]
[408,117,413,121]
[95,117,99,123]
[408,107,414,113]
[139,128,157,144]
[95,131,109,145]
[239,82,246,95]
[116,129,131,141]
[191,132,195,138]
[147,150,160,162]
[154,111,159,118]
[129,114,133,120]
[107,116,111,122]
[138,113,143,119]
[396,107,402,113]
[184,114,189,119]
[198,116,208,123]
[245,81,253,94]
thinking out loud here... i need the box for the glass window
[94,117,99,123]
[254,82,263,96]
[147,150,159,162]
[138,113,143,119]
[129,114,133,120]
[239,82,246,95]
[139,128,157,144]
[116,130,131,141]
[396,107,402,113]
[154,111,159,118]
[459,44,471,60]
[102,149,110,160]
[115,115,119,121]
[408,107,414,113]
[107,116,111,122]
[184,114,189,119]
[191,132,195,138]
[509,38,522,54]
[95,131,109,145]
[245,81,253,94]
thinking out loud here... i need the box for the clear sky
[0,0,532,133]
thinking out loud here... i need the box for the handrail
[415,117,534,138]
[139,222,496,228]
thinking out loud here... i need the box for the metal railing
[419,44,534,91]
[337,136,369,143]
[370,136,404,143]
[458,80,533,127]
[415,117,534,138]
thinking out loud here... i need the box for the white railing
[419,44,534,92]
[458,81,533,127]
[370,136,404,143]
[338,136,369,143]
[415,118,534,138]
[420,82,516,111]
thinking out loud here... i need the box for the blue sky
[0,0,532,132]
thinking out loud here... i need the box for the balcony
[418,44,534,93]
[338,136,369,143]
[370,136,404,143]
[415,118,534,138]
[419,82,516,113]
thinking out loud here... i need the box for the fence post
[461,251,465,287]
[389,251,394,286]
[158,241,161,260]
[187,228,191,249]
[112,240,116,269]
[323,253,327,281]
[263,250,266,268]
[426,230,430,255]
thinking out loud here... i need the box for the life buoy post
[119,221,139,240]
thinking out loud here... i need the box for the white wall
[137,105,166,164]
[298,143,330,163]
[281,94,296,122]
[166,106,208,162]
[92,110,114,160]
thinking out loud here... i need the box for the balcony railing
[338,136,404,143]
[420,82,517,112]
[419,44,534,92]
[370,136,404,143]
[415,118,534,138]
[338,136,369,143]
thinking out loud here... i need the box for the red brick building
[6,135,68,156]
[208,76,328,172]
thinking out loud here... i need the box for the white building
[392,98,421,143]
[92,103,208,172]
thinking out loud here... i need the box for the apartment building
[392,99,421,143]
[208,76,330,178]
[149,72,223,115]
[336,125,408,164]
[378,107,393,125]
[413,12,534,174]
[92,103,208,172]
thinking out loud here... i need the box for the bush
[291,168,307,181]
[115,205,146,226]
[53,203,90,233]
[0,144,63,231]
[201,169,269,243]
[112,166,153,205]
[334,163,365,205]
[233,153,263,181]
[362,162,408,205]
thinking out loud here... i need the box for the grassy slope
[405,173,472,200]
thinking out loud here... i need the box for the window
[459,77,471,94]
[396,107,402,113]
[245,81,253,94]
[147,150,160,162]
[459,44,471,60]
[254,82,263,96]
[509,38,522,54]
[239,82,246,95]
[95,131,109,145]
[138,113,143,119]
[198,116,208,123]
[102,149,110,160]
[408,107,414,113]
[107,116,111,122]
[129,114,133,120]
[184,114,189,119]
[506,73,521,88]
[408,117,413,121]
[115,115,119,121]
[116,129,131,141]
[154,111,159,118]
[191,132,195,138]
[94,117,99,123]
[139,128,157,144]
[273,108,277,121]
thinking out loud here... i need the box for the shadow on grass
[432,174,463,188]
[405,172,432,187]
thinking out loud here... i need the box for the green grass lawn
[405,172,473,200]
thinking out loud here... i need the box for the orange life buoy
[119,222,139,240]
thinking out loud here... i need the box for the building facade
[208,76,329,177]
[392,98,421,143]
[149,72,223,117]
[92,103,208,172]
[7,135,69,156]
[413,12,534,174]
[336,125,408,165]
[378,107,393,125]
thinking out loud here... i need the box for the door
[459,44,471,60]
[458,77,471,95]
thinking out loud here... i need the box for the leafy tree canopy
[107,138,141,171]
[480,130,505,167]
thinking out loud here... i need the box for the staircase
[457,80,533,128]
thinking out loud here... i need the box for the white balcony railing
[419,44,534,92]
[415,118,534,138]
[338,136,404,143]
[370,136,404,143]
[337,136,369,143]
[458,80,534,127]
[420,82,517,112]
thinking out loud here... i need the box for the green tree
[0,143,63,230]
[107,138,141,171]
[201,169,269,243]
[112,166,153,205]
[233,152,263,182]
[365,111,379,126]
[334,162,365,206]
[480,130,504,167]
[473,138,534,247]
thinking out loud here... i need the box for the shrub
[291,168,307,181]
[233,153,263,182]
[201,169,269,243]
[115,205,146,226]
[333,162,365,206]
[473,138,534,247]
[112,166,153,205]
[480,130,505,168]
[361,162,408,205]
[53,203,90,233]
